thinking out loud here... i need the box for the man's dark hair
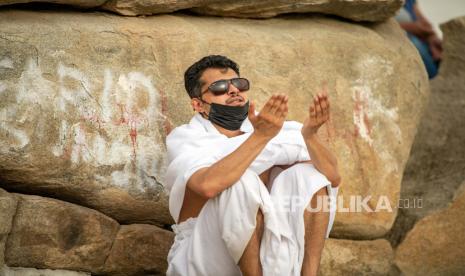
[184,55,240,99]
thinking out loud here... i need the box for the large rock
[191,0,404,22]
[0,189,17,268]
[387,16,465,246]
[0,266,90,276]
[0,10,171,226]
[103,224,174,275]
[320,238,394,275]
[395,187,465,275]
[436,16,465,77]
[0,0,106,8]
[0,10,429,238]
[101,0,218,16]
[4,194,119,273]
[0,0,404,22]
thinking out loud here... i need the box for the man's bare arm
[187,94,289,199]
[304,134,341,187]
[302,91,341,187]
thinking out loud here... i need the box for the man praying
[165,55,341,276]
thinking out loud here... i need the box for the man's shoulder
[167,123,189,137]
[167,115,202,139]
[167,123,202,142]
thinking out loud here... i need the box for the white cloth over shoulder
[165,113,311,223]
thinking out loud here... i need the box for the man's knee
[286,162,318,175]
[279,164,331,213]
[282,163,331,188]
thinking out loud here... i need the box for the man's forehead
[201,67,238,84]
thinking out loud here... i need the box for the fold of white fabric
[269,163,339,275]
[165,113,311,223]
[167,169,296,276]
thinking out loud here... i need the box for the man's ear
[191,98,204,113]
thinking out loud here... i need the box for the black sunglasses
[201,78,250,96]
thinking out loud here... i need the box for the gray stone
[320,238,394,275]
[0,189,17,268]
[191,0,404,22]
[0,266,90,276]
[0,0,404,22]
[101,0,219,16]
[0,0,105,8]
[387,16,465,246]
[395,188,465,275]
[4,194,119,273]
[103,224,174,275]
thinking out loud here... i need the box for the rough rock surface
[0,10,429,239]
[0,266,90,276]
[320,238,394,275]
[0,0,403,22]
[101,0,219,16]
[4,194,119,273]
[0,10,171,226]
[0,189,173,275]
[103,224,173,275]
[0,0,106,8]
[191,0,404,22]
[395,188,465,275]
[387,16,465,246]
[0,188,17,268]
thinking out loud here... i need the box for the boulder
[103,224,174,275]
[387,16,465,246]
[0,10,429,238]
[4,194,119,273]
[191,0,404,22]
[101,0,218,16]
[395,187,465,275]
[0,10,171,226]
[0,188,17,268]
[0,0,105,8]
[435,16,465,77]
[0,266,90,276]
[0,0,404,22]
[320,238,394,275]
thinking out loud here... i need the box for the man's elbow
[196,183,219,199]
[201,188,218,199]
[188,168,219,199]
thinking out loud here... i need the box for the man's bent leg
[269,163,338,275]
[239,209,264,276]
[301,187,329,276]
[182,169,273,275]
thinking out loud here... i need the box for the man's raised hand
[249,94,288,140]
[302,88,330,139]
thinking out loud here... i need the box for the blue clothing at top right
[395,0,439,78]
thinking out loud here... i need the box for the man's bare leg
[301,187,330,276]
[238,209,264,276]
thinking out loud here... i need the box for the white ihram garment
[164,113,338,276]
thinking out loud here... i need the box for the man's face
[191,67,248,114]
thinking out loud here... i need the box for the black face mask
[201,101,249,131]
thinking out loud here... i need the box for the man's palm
[249,94,288,139]
[302,91,330,138]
